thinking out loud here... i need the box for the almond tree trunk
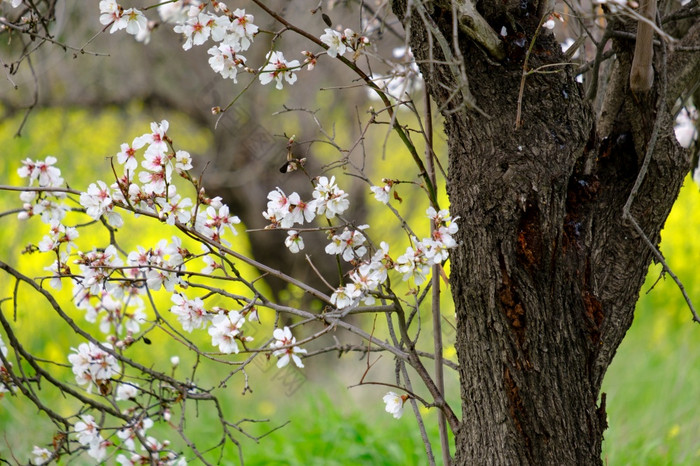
[394,1,698,463]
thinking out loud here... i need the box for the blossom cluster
[319,27,369,59]
[264,175,459,309]
[98,1,369,90]
[68,342,119,393]
[16,155,67,223]
[29,412,185,464]
[14,123,294,463]
[326,204,459,307]
[73,414,109,462]
[263,176,349,229]
[16,121,308,369]
[99,0,149,41]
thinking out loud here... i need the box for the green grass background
[0,107,698,465]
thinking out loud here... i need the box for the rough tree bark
[394,0,698,463]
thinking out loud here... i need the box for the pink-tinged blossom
[370,241,392,283]
[263,188,290,225]
[320,28,347,58]
[38,220,79,253]
[165,236,187,267]
[421,238,450,264]
[208,311,246,354]
[284,230,304,253]
[127,245,151,267]
[383,392,406,419]
[80,180,123,227]
[145,267,179,292]
[207,13,231,42]
[349,264,383,305]
[426,206,453,225]
[75,415,102,447]
[116,140,144,172]
[423,207,459,263]
[230,9,258,50]
[270,326,307,368]
[173,13,212,50]
[99,0,123,32]
[313,176,349,218]
[133,120,169,155]
[200,249,223,274]
[138,163,172,195]
[170,294,211,332]
[259,51,301,90]
[325,228,367,262]
[98,294,146,335]
[27,196,67,224]
[142,149,168,172]
[118,183,153,212]
[75,245,123,295]
[395,242,431,285]
[157,190,193,226]
[192,210,216,239]
[205,204,240,237]
[17,156,63,187]
[208,43,246,81]
[283,194,316,228]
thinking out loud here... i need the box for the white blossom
[115,382,140,401]
[170,294,211,332]
[313,176,349,218]
[173,13,212,50]
[330,283,362,309]
[259,51,301,90]
[31,446,53,465]
[208,311,246,354]
[383,392,406,419]
[370,184,391,204]
[320,28,347,58]
[284,230,304,253]
[17,156,63,187]
[325,228,367,262]
[68,342,119,391]
[270,327,306,368]
[229,9,258,50]
[74,415,102,447]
